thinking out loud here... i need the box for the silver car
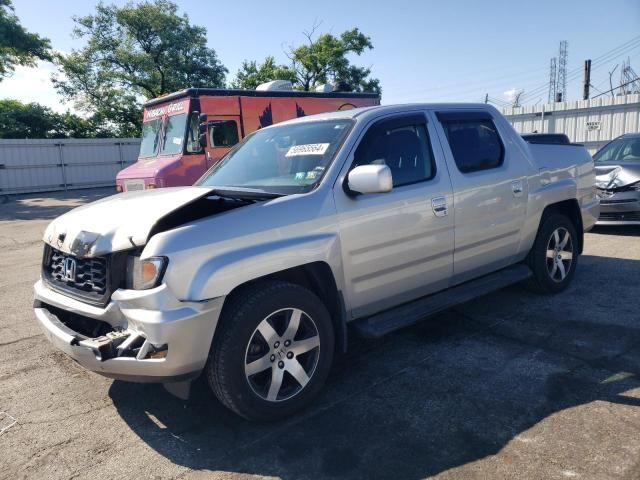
[594,133,640,225]
[34,104,598,420]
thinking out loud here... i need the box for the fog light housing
[116,184,123,192]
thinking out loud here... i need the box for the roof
[272,102,500,127]
[143,87,380,107]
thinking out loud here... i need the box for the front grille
[599,211,640,222]
[42,245,128,306]
[49,249,107,295]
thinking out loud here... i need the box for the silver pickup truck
[34,104,599,420]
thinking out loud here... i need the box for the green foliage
[287,26,380,93]
[0,99,119,138]
[0,0,51,79]
[53,0,227,136]
[230,56,296,90]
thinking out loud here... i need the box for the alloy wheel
[546,227,573,282]
[244,308,320,402]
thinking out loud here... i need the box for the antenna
[548,57,557,103]
[557,40,568,102]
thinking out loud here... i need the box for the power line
[591,77,640,98]
[519,36,640,102]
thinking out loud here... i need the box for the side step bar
[353,264,532,339]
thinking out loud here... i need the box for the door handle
[512,180,524,197]
[431,196,448,217]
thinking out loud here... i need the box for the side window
[186,112,202,153]
[209,120,239,148]
[353,119,436,187]
[440,115,504,173]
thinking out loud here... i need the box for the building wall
[502,94,640,154]
[0,138,140,195]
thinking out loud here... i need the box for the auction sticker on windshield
[286,143,330,157]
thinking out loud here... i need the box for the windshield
[594,136,640,162]
[197,119,353,194]
[139,119,162,157]
[161,113,188,155]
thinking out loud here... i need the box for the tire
[206,281,334,421]
[526,213,579,294]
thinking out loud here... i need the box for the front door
[334,113,455,319]
[431,110,529,284]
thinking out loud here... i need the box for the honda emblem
[63,257,77,282]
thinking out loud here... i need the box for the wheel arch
[218,262,348,354]
[539,199,584,253]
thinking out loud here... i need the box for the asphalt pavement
[1,188,639,480]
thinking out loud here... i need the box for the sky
[1,0,639,113]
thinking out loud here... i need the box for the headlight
[126,256,168,290]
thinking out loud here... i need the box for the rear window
[439,114,504,173]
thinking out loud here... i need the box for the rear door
[334,113,454,318]
[431,110,529,284]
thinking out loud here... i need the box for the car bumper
[596,192,640,225]
[33,279,224,382]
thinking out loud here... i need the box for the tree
[286,24,380,93]
[0,0,51,79]
[230,56,296,90]
[53,0,227,136]
[0,99,118,138]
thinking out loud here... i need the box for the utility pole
[484,93,488,104]
[609,64,619,97]
[582,59,592,100]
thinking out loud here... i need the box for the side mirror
[199,113,208,123]
[199,132,207,148]
[347,164,393,195]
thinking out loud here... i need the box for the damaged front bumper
[597,190,640,225]
[33,279,224,384]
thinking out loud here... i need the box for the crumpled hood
[43,186,213,257]
[595,163,640,190]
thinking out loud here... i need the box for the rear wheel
[526,213,578,293]
[206,281,334,421]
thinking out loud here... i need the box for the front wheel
[526,213,579,293]
[206,281,334,421]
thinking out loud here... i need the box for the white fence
[0,138,141,195]
[503,94,640,154]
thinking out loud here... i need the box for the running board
[353,264,532,339]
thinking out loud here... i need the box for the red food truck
[115,84,380,191]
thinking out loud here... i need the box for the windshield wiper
[209,188,285,202]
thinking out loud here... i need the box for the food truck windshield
[139,100,193,158]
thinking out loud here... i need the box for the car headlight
[126,256,168,290]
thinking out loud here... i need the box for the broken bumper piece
[33,279,224,383]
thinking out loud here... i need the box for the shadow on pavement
[110,254,640,479]
[0,188,114,221]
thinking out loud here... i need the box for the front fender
[187,232,342,300]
